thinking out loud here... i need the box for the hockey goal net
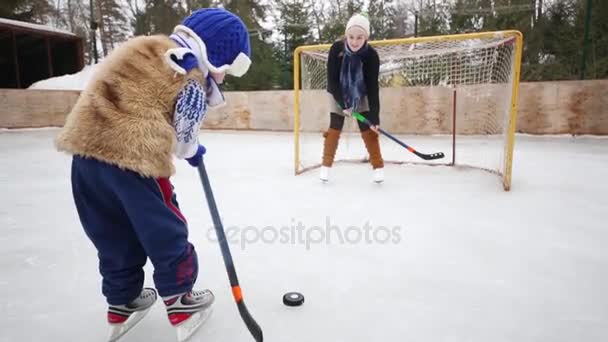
[293,31,523,190]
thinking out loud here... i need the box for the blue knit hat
[176,8,251,76]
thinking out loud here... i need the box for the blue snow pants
[71,156,198,305]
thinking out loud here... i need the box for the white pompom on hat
[345,13,370,38]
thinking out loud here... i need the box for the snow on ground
[1,129,607,342]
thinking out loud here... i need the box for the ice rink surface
[1,129,607,342]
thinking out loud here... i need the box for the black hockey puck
[283,292,304,306]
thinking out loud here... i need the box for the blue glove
[186,144,206,167]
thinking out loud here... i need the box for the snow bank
[28,65,98,91]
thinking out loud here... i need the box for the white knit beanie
[345,14,370,38]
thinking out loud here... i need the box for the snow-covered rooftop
[0,17,76,37]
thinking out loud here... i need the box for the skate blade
[107,307,153,342]
[175,307,213,342]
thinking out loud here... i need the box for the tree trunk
[67,0,75,32]
[96,0,109,57]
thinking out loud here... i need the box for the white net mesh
[295,32,519,186]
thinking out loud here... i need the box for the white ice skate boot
[319,166,330,183]
[107,288,157,342]
[164,289,215,342]
[373,168,384,183]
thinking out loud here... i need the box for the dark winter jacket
[326,40,380,117]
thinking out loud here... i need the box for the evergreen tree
[417,0,449,36]
[219,0,281,90]
[576,0,608,79]
[0,0,53,23]
[368,0,398,39]
[274,0,313,89]
[145,0,185,35]
[450,0,482,33]
[96,0,129,55]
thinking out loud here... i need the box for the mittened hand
[165,47,199,74]
[178,53,199,73]
[186,144,206,167]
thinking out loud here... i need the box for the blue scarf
[340,41,368,112]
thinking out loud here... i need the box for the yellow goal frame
[293,30,523,191]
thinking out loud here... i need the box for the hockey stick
[197,160,263,342]
[351,111,445,161]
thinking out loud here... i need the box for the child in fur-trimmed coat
[56,8,251,341]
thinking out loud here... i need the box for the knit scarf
[340,41,368,112]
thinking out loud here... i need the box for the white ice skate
[164,290,215,342]
[373,168,384,183]
[319,166,330,183]
[107,288,157,342]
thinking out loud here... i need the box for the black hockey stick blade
[414,150,445,160]
[238,301,264,342]
[377,126,445,161]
